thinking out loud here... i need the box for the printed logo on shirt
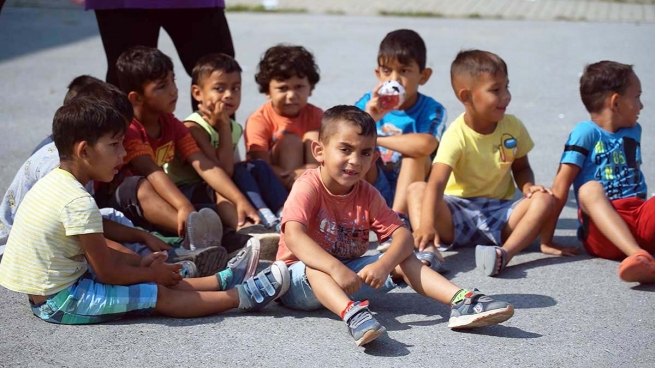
[497,133,517,163]
[319,218,370,258]
[378,124,403,164]
[155,141,175,166]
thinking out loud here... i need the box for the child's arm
[511,155,551,197]
[129,155,196,236]
[359,226,414,289]
[80,232,182,286]
[363,82,395,122]
[102,219,172,251]
[194,102,235,176]
[285,221,362,295]
[377,133,439,158]
[414,163,452,249]
[187,151,260,226]
[539,163,583,256]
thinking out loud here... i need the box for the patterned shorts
[30,272,157,325]
[441,196,520,250]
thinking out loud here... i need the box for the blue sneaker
[176,260,198,279]
[448,289,514,329]
[237,260,290,312]
[224,238,261,290]
[343,301,386,346]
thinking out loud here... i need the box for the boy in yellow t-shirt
[412,50,555,277]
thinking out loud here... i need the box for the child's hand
[540,242,581,257]
[142,232,172,252]
[523,185,553,198]
[413,226,439,252]
[357,262,389,290]
[140,251,168,267]
[364,82,397,122]
[198,100,230,128]
[177,205,195,238]
[149,255,183,286]
[332,265,361,295]
[236,200,261,228]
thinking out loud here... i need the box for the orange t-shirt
[244,101,323,154]
[276,168,403,265]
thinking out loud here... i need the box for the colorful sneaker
[169,245,228,277]
[237,260,290,312]
[176,260,198,278]
[224,238,261,290]
[237,224,280,261]
[448,289,514,329]
[185,208,223,250]
[343,301,386,346]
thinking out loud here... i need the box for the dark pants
[232,159,289,213]
[94,7,235,111]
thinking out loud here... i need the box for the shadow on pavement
[630,284,655,292]
[363,336,411,357]
[487,293,556,309]
[497,253,590,280]
[457,325,543,339]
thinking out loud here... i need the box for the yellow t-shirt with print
[434,113,534,200]
[0,168,103,296]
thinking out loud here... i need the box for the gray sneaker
[185,208,223,250]
[237,224,279,261]
[448,289,514,329]
[176,260,198,278]
[344,301,386,346]
[169,246,227,277]
[224,238,261,290]
[237,260,289,312]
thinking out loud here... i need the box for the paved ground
[6,0,655,22]
[0,7,654,367]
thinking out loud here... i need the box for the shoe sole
[270,260,291,297]
[355,326,387,347]
[199,208,224,248]
[173,246,228,277]
[619,252,655,283]
[238,226,280,261]
[244,238,262,281]
[448,305,515,329]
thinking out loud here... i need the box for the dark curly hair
[255,44,320,94]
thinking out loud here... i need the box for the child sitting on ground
[277,105,514,346]
[540,61,655,283]
[245,44,323,190]
[356,29,447,258]
[412,50,555,277]
[166,53,288,231]
[0,97,289,324]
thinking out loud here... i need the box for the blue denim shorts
[279,254,403,311]
[374,162,401,208]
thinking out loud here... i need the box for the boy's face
[466,72,511,125]
[192,70,242,116]
[615,72,643,128]
[267,75,312,118]
[313,122,378,195]
[376,58,431,109]
[85,132,126,183]
[140,71,178,115]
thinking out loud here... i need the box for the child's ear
[191,85,204,105]
[127,91,142,107]
[74,141,89,160]
[374,67,382,80]
[419,68,433,85]
[311,140,324,163]
[609,92,620,111]
[457,88,471,104]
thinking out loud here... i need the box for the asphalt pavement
[0,7,653,367]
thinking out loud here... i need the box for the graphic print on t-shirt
[593,137,641,200]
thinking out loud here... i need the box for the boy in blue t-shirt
[355,29,446,257]
[540,61,655,284]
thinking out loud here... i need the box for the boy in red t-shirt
[276,105,514,346]
[245,44,323,189]
[107,46,260,254]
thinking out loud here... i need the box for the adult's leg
[94,9,160,87]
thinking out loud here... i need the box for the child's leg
[232,163,279,227]
[501,191,555,261]
[391,156,431,213]
[247,159,289,213]
[154,285,240,317]
[134,178,180,234]
[406,181,427,231]
[305,267,353,315]
[214,192,240,229]
[272,133,304,171]
[392,255,460,304]
[302,131,319,166]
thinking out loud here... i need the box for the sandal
[475,245,508,277]
[618,250,655,284]
[415,251,446,274]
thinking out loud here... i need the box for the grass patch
[325,9,346,15]
[467,13,482,19]
[378,10,444,18]
[226,4,307,13]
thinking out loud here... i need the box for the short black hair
[450,49,507,80]
[115,46,174,94]
[75,82,134,123]
[53,96,127,161]
[378,29,427,71]
[255,44,320,93]
[319,105,377,143]
[63,75,103,105]
[580,61,635,114]
[192,53,242,87]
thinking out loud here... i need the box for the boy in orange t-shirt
[245,44,323,189]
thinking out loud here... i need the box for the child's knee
[407,181,427,197]
[302,130,318,143]
[530,191,556,213]
[578,180,605,204]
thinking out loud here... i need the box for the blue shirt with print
[560,120,647,204]
[355,92,447,164]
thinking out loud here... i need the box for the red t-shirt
[244,101,323,154]
[122,114,201,174]
[276,168,403,265]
